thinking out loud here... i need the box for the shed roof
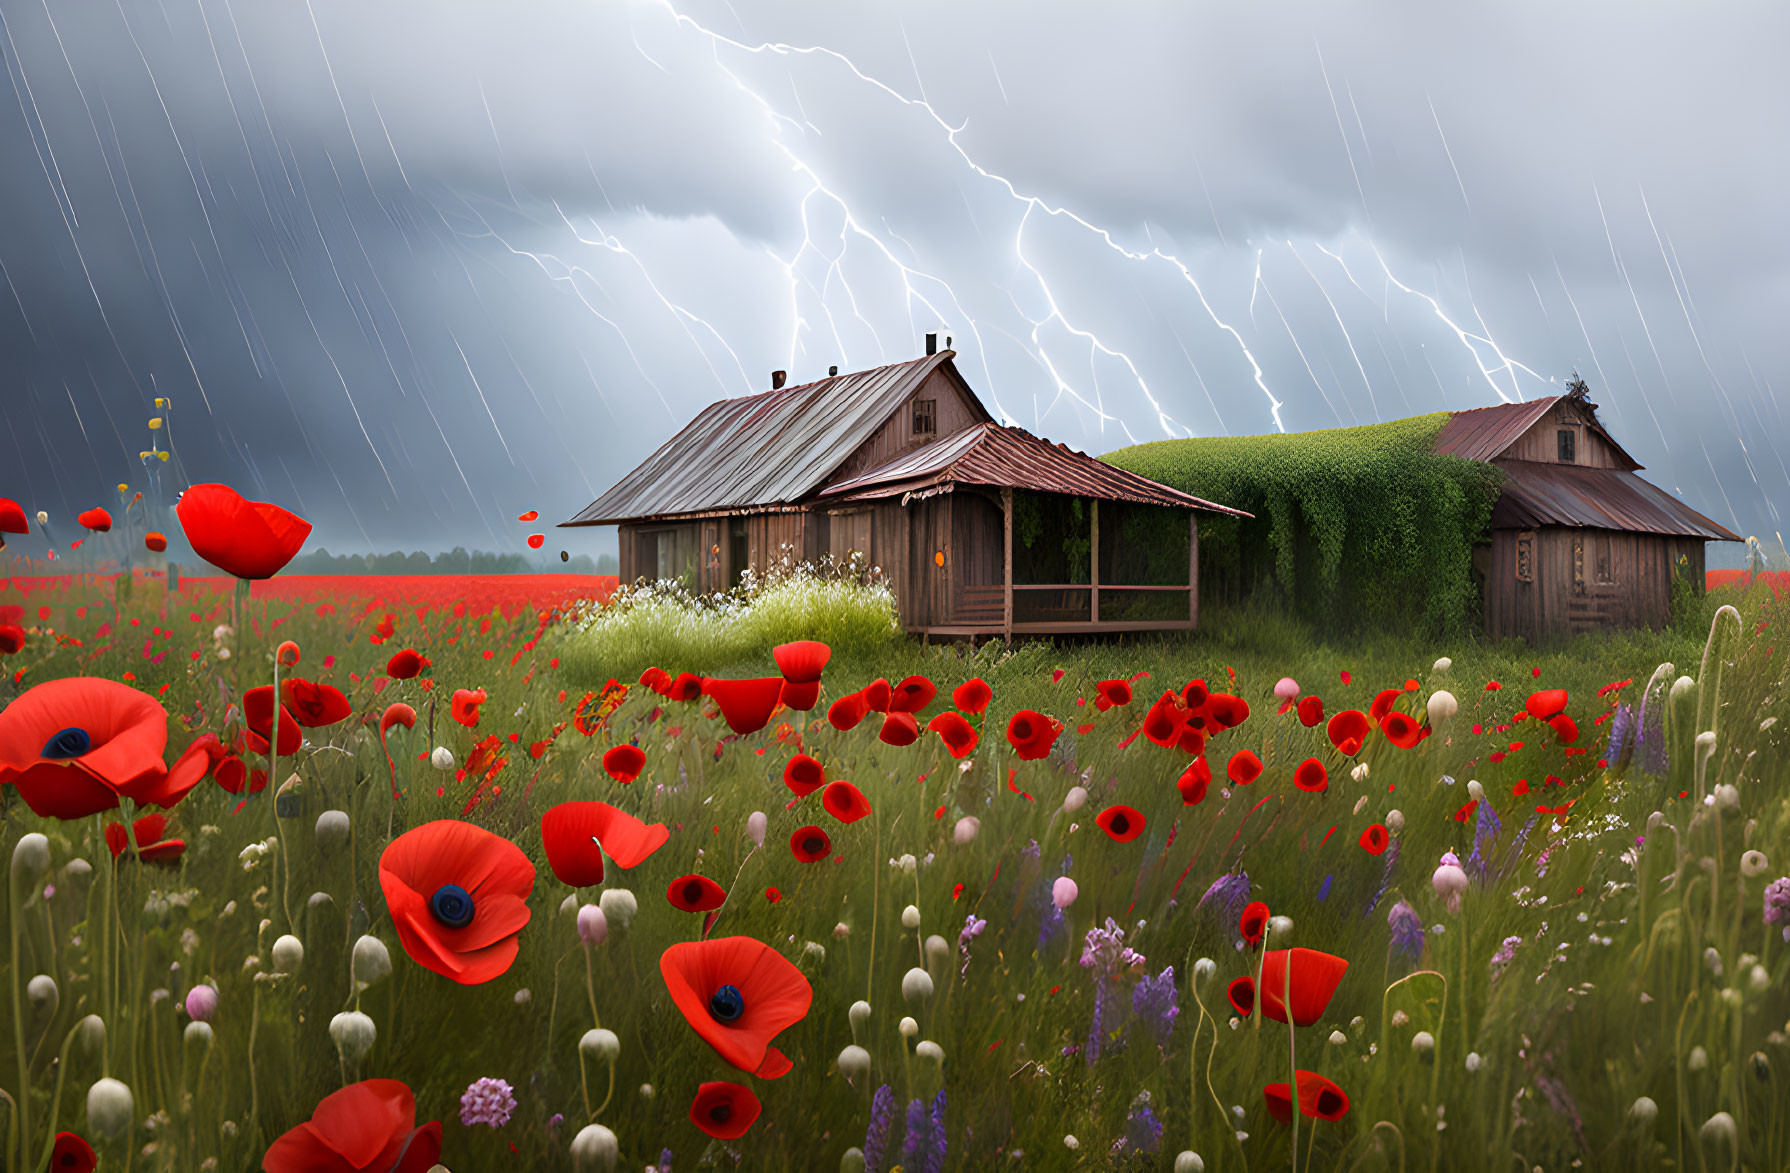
[562,353,981,526]
[1432,394,1641,469]
[1490,460,1741,540]
[820,423,1252,516]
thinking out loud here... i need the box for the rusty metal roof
[820,423,1252,516]
[1490,460,1741,540]
[1432,397,1560,462]
[562,353,977,526]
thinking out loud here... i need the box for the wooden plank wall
[825,368,987,485]
[950,491,1004,625]
[1484,525,1693,640]
[1501,399,1625,468]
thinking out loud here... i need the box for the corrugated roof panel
[561,354,960,525]
[1432,397,1559,463]
[822,423,1252,517]
[1490,460,1741,540]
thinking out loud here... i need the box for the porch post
[1089,499,1100,624]
[1188,512,1199,628]
[1002,488,1014,641]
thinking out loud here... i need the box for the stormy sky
[1,0,1785,565]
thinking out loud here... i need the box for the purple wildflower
[1113,1091,1164,1156]
[1491,935,1523,973]
[655,1150,673,1172]
[458,1077,517,1128]
[1387,900,1424,964]
[1636,689,1669,776]
[1196,871,1251,949]
[1130,966,1178,1047]
[1317,873,1333,902]
[1364,838,1400,916]
[1467,798,1503,882]
[1766,878,1790,942]
[900,1097,927,1171]
[1606,702,1635,770]
[864,1084,895,1173]
[922,1090,947,1173]
[1080,918,1145,974]
[958,914,987,980]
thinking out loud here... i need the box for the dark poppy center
[41,727,92,760]
[1110,813,1130,835]
[684,881,705,904]
[429,883,475,928]
[709,1102,733,1123]
[1318,1089,1344,1116]
[709,984,745,1022]
[803,836,824,855]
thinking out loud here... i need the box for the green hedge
[1104,413,1503,635]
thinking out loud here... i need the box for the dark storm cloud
[0,0,1783,564]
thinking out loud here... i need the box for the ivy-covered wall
[1103,414,1504,635]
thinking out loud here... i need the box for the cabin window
[1515,531,1535,583]
[1595,533,1615,585]
[1557,428,1577,463]
[912,398,936,436]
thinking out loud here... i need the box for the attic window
[1557,428,1577,463]
[912,398,937,436]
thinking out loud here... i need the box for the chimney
[945,335,952,350]
[828,365,838,377]
[771,370,787,390]
[925,332,937,356]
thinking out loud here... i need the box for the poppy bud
[276,640,300,666]
[916,1040,944,1064]
[11,833,50,882]
[184,984,216,1022]
[577,904,609,947]
[925,935,949,965]
[26,974,57,1017]
[1750,964,1771,992]
[76,1015,105,1058]
[1427,689,1458,727]
[352,936,393,989]
[1193,957,1216,985]
[580,1028,620,1063]
[36,511,47,525]
[1432,657,1453,674]
[1064,1136,1080,1150]
[1273,677,1299,700]
[1466,1051,1483,1072]
[953,816,980,845]
[1052,877,1078,909]
[1269,915,1293,941]
[1714,783,1739,811]
[559,894,580,917]
[184,1020,213,1047]
[1466,780,1485,801]
[1328,1030,1347,1045]
[849,1000,872,1031]
[1688,1045,1709,1070]
[1175,1153,1206,1173]
[598,888,637,931]
[1700,1111,1737,1150]
[1411,1031,1435,1057]
[270,934,304,974]
[1062,786,1088,813]
[898,854,918,875]
[898,1016,918,1037]
[902,967,934,1002]
[1628,1096,1658,1127]
[1432,852,1468,913]
[841,1149,867,1173]
[314,809,351,852]
[1386,809,1404,832]
[837,1044,870,1080]
[571,1123,619,1171]
[746,811,767,848]
[901,905,921,929]
[87,1077,135,1137]
[431,746,455,771]
[329,1010,377,1064]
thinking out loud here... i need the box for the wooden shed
[560,347,1248,638]
[1433,382,1741,640]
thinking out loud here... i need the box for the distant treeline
[281,547,618,576]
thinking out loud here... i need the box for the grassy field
[1,566,1786,1171]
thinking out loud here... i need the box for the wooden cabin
[1434,382,1741,641]
[560,346,1248,638]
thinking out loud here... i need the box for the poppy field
[3,494,1790,1171]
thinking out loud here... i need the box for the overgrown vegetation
[1105,414,1504,636]
[284,547,617,576]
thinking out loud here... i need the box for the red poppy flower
[822,780,871,823]
[378,820,535,985]
[1175,722,1207,756]
[143,532,167,553]
[104,814,185,863]
[0,625,24,655]
[889,675,937,713]
[784,754,826,797]
[660,936,813,1078]
[1526,688,1569,720]
[1203,693,1250,730]
[878,711,920,747]
[386,649,424,680]
[176,483,311,580]
[1264,1071,1350,1125]
[790,825,832,862]
[1295,696,1325,727]
[1240,900,1270,947]
[702,678,785,735]
[1380,711,1422,750]
[690,1080,762,1140]
[827,691,870,731]
[1142,691,1186,747]
[262,1079,441,1173]
[1369,688,1402,723]
[213,754,249,795]
[1093,679,1133,711]
[667,874,727,913]
[858,678,892,713]
[1227,976,1256,1016]
[926,711,978,758]
[1005,710,1062,760]
[640,666,673,695]
[541,801,667,886]
[666,672,704,701]
[952,677,993,715]
[0,498,27,534]
[1176,756,1211,805]
[1294,758,1328,793]
[1359,824,1389,855]
[1182,679,1210,709]
[242,686,302,756]
[49,1132,96,1173]
[1257,948,1349,1026]
[1095,804,1145,843]
[526,534,545,549]
[281,678,351,728]
[779,680,821,711]
[1227,750,1263,786]
[1326,710,1371,757]
[773,639,831,683]
[0,677,208,818]
[1548,713,1579,744]
[450,688,486,728]
[77,507,112,532]
[602,743,646,784]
